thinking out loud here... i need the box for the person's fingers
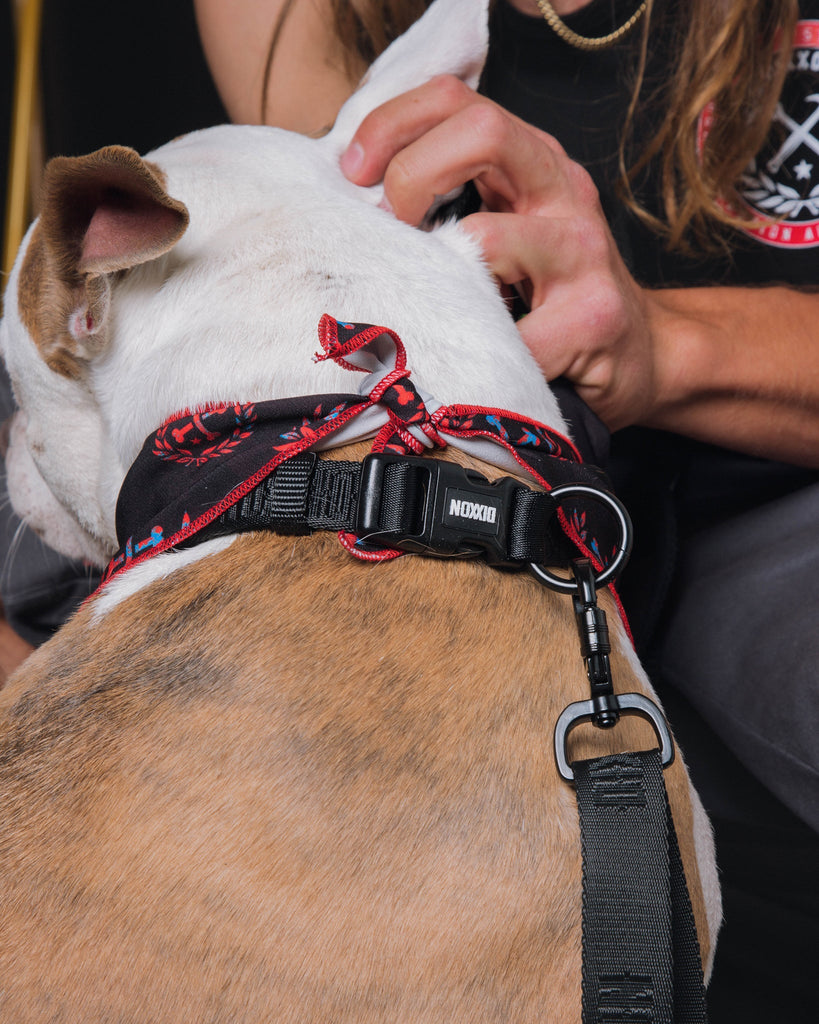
[341,74,480,186]
[464,211,574,285]
[341,76,585,223]
[338,73,652,431]
[463,210,615,303]
[376,109,585,224]
[376,109,524,223]
[461,209,650,429]
[517,291,652,431]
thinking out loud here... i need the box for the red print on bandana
[153,404,258,465]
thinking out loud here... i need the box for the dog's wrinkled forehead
[0,0,495,567]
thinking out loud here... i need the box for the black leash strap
[573,749,708,1024]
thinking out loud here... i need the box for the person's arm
[193,0,359,133]
[340,76,819,468]
[643,285,819,466]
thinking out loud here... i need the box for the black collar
[102,317,617,591]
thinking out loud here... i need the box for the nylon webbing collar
[102,316,619,591]
[182,449,577,568]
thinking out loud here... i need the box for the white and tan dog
[0,0,719,1019]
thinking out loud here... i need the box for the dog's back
[0,449,716,1021]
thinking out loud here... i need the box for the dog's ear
[18,146,188,377]
[41,145,189,276]
[327,0,489,154]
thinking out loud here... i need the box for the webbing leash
[574,750,708,1023]
[548,559,708,1024]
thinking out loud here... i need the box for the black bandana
[103,316,615,595]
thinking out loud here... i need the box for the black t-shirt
[481,0,819,651]
[483,0,819,285]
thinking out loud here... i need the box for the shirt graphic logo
[699,20,819,248]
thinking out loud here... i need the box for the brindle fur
[0,446,709,1023]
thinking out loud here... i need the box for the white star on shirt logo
[793,158,813,180]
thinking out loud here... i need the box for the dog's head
[1,150,190,564]
[1,0,561,566]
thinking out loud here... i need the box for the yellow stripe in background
[3,0,44,285]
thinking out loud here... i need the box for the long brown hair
[623,0,799,249]
[265,0,800,251]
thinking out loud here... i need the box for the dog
[0,0,720,1019]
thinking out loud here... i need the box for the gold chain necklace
[535,0,649,51]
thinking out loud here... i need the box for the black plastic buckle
[356,452,523,566]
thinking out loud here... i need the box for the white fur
[90,536,237,620]
[327,0,487,164]
[1,228,120,562]
[1,0,562,567]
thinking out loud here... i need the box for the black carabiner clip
[552,559,676,783]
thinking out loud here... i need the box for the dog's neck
[99,316,617,593]
[104,393,584,590]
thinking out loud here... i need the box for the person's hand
[340,74,663,431]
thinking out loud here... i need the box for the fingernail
[377,193,394,215]
[340,141,364,179]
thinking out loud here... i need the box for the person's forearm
[645,285,819,467]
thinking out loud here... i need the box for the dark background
[2,0,227,249]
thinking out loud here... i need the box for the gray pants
[659,480,819,832]
[0,362,97,646]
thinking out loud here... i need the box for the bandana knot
[316,314,445,453]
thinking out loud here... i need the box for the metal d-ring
[529,484,633,593]
[553,692,676,783]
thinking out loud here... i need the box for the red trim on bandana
[337,531,404,561]
[102,315,628,633]
[102,399,369,587]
